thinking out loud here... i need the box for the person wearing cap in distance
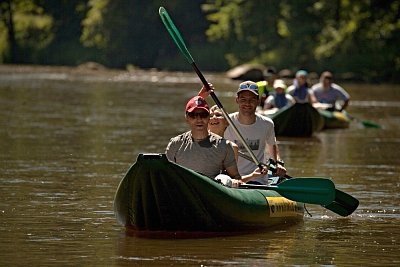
[165,95,265,187]
[287,70,317,104]
[198,81,286,185]
[262,79,295,113]
[311,71,350,111]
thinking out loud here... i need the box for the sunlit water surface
[1,68,399,266]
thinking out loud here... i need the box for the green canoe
[114,154,304,234]
[318,109,351,129]
[263,103,324,137]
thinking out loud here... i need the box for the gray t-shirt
[165,131,236,178]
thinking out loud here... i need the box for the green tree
[203,0,400,81]
[312,0,400,81]
[81,0,220,69]
[203,0,320,69]
[37,0,92,65]
[0,0,53,63]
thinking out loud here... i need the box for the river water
[0,67,399,266]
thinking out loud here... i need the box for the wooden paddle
[238,151,359,216]
[159,6,263,170]
[239,178,335,206]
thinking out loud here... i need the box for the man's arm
[197,83,213,98]
[268,144,286,177]
[165,139,177,162]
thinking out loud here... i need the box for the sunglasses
[239,83,258,90]
[187,112,209,119]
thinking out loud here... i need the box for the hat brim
[237,89,259,96]
[186,106,210,113]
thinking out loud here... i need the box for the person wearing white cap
[263,79,295,112]
[166,95,265,187]
[198,81,286,184]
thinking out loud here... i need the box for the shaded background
[1,0,399,82]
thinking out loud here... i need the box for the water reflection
[115,224,305,266]
[0,69,399,266]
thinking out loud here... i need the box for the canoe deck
[114,154,304,233]
[318,109,351,129]
[264,103,324,137]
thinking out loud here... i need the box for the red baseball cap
[185,96,210,113]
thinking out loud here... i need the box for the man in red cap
[166,95,264,187]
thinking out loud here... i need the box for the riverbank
[0,63,232,85]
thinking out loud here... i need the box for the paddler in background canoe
[287,70,318,104]
[165,95,266,187]
[261,79,296,115]
[198,81,286,185]
[311,71,350,111]
[256,66,278,109]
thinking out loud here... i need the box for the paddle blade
[361,120,381,128]
[324,189,359,216]
[276,178,336,205]
[159,7,194,63]
[240,178,336,206]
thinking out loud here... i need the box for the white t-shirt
[311,82,350,106]
[224,112,276,184]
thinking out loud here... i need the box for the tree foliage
[0,0,399,81]
[203,0,400,81]
[0,0,53,62]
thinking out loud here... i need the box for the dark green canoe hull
[268,103,324,137]
[114,154,304,233]
[318,109,351,129]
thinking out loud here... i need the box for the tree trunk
[2,0,17,62]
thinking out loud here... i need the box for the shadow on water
[0,66,399,266]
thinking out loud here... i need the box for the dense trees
[203,0,400,81]
[0,0,399,81]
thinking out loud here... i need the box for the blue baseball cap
[295,70,308,77]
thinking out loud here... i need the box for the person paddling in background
[199,81,286,185]
[256,66,278,109]
[262,79,295,113]
[287,70,317,104]
[165,95,265,187]
[311,71,350,111]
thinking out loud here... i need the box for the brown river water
[0,66,399,266]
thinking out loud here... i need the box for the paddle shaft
[192,64,263,169]
[159,7,262,169]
